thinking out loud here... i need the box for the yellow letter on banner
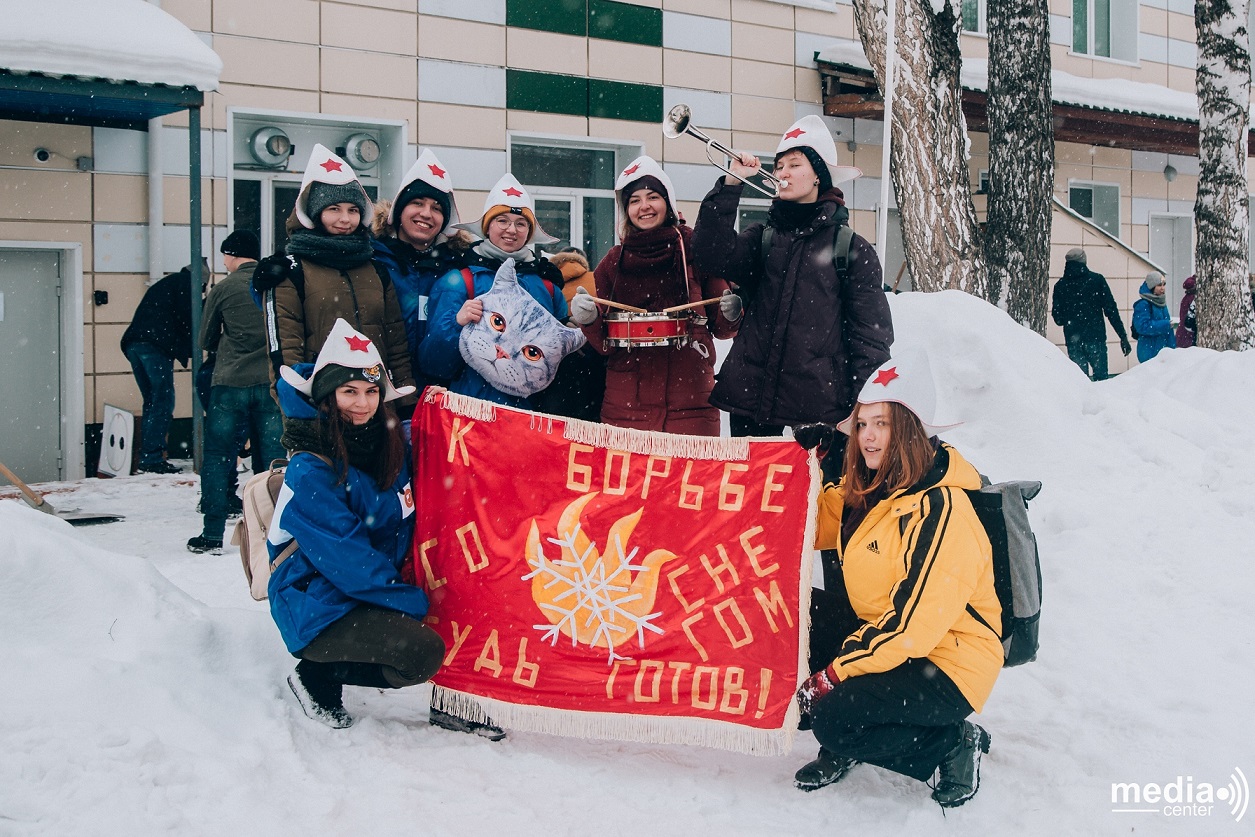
[718,462,749,511]
[604,449,630,495]
[691,666,719,710]
[444,621,472,666]
[667,564,706,614]
[456,521,489,573]
[447,417,474,465]
[761,464,792,513]
[753,580,794,632]
[741,525,777,576]
[634,660,664,703]
[681,612,710,662]
[474,629,503,677]
[567,443,594,492]
[720,667,748,715]
[679,461,703,510]
[513,638,539,688]
[642,456,672,499]
[713,598,754,648]
[417,537,446,589]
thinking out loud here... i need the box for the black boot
[794,748,857,791]
[931,721,991,808]
[287,661,353,729]
[330,661,396,690]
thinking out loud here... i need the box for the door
[0,249,62,482]
[1149,215,1193,315]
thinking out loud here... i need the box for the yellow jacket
[815,444,1003,711]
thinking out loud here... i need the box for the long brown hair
[315,392,406,490]
[841,401,936,513]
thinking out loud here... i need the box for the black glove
[793,423,836,453]
[252,254,294,294]
[1120,337,1132,357]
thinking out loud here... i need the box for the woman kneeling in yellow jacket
[794,352,1002,809]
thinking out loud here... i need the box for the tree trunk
[1195,0,1255,351]
[984,0,1054,333]
[852,0,987,296]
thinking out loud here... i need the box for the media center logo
[1111,767,1247,822]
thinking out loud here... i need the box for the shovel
[0,460,125,526]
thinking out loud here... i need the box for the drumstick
[661,297,724,314]
[587,296,649,314]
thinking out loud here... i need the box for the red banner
[409,391,817,754]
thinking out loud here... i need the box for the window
[1069,182,1121,237]
[961,0,986,34]
[233,177,377,255]
[1072,0,1138,62]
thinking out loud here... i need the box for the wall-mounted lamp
[1163,163,1178,183]
[248,127,293,168]
[342,133,381,170]
[846,139,858,153]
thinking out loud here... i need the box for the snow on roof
[815,41,1199,123]
[0,0,222,92]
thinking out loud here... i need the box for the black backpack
[760,218,856,286]
[963,479,1043,667]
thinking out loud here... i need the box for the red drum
[604,311,691,349]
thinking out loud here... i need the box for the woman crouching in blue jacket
[270,318,444,728]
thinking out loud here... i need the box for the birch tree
[984,0,1054,333]
[852,0,988,296]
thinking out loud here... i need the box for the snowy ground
[3,291,1253,836]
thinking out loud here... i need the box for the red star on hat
[320,159,344,172]
[784,128,806,140]
[345,335,372,352]
[622,163,640,176]
[872,367,899,386]
[427,163,446,179]
[502,186,524,197]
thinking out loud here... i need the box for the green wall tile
[589,0,662,48]
[588,78,662,123]
[507,70,588,117]
[507,0,587,37]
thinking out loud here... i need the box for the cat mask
[458,258,586,398]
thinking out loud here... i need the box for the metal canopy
[0,70,202,130]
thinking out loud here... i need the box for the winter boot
[931,721,991,808]
[186,535,223,554]
[287,661,353,729]
[794,748,857,791]
[330,661,396,690]
[138,460,181,474]
[429,707,506,741]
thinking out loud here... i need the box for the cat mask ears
[279,318,415,403]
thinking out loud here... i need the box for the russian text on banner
[408,390,818,755]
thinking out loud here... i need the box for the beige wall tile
[1130,169,1167,199]
[1134,61,1170,88]
[1130,225,1149,253]
[162,177,214,226]
[93,175,148,224]
[1167,12,1196,43]
[664,0,731,17]
[731,0,792,28]
[795,6,844,37]
[960,33,989,60]
[213,0,319,42]
[849,143,882,177]
[322,3,417,55]
[1091,60,1135,81]
[661,126,732,164]
[590,41,663,86]
[1167,173,1198,203]
[93,324,131,374]
[506,110,590,137]
[676,198,701,222]
[587,118,661,159]
[732,58,795,99]
[731,21,794,63]
[94,372,142,417]
[1052,48,1094,78]
[82,325,94,374]
[0,222,91,265]
[664,50,731,91]
[794,66,821,103]
[321,48,417,99]
[1091,145,1130,169]
[967,131,989,154]
[0,122,91,168]
[621,0,663,8]
[418,16,507,66]
[507,29,588,76]
[417,103,507,149]
[1168,65,1196,91]
[849,209,877,241]
[0,170,91,222]
[454,191,489,226]
[731,94,795,134]
[214,84,322,127]
[731,129,781,155]
[215,35,321,90]
[92,274,149,326]
[161,0,211,30]
[321,94,418,143]
[1141,7,1169,36]
[213,181,229,227]
[331,0,417,11]
[1055,141,1096,165]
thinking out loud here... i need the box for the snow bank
[3,291,1253,834]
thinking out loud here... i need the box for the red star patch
[427,163,446,179]
[502,186,524,197]
[345,335,372,352]
[872,366,899,386]
[784,128,806,140]
[319,159,344,172]
[622,163,640,176]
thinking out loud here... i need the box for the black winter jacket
[120,267,195,366]
[691,179,893,426]
[1050,261,1127,343]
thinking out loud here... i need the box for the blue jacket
[1132,282,1176,363]
[267,372,427,655]
[417,258,569,409]
[371,237,465,392]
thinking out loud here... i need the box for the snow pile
[0,0,221,91]
[3,291,1253,834]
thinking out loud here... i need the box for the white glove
[569,287,600,326]
[720,290,743,323]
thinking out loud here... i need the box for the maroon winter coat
[583,223,736,435]
[1175,275,1196,348]
[692,179,893,426]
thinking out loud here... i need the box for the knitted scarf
[610,224,690,310]
[1140,286,1168,308]
[474,240,536,264]
[768,187,847,233]
[281,414,386,485]
[286,228,374,270]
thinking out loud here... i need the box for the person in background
[533,246,606,422]
[794,352,1001,810]
[1050,247,1131,380]
[1132,271,1176,363]
[269,319,443,729]
[569,156,737,435]
[120,260,204,473]
[187,231,285,554]
[253,143,415,411]
[371,149,472,393]
[1175,275,1197,349]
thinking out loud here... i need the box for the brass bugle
[662,103,786,199]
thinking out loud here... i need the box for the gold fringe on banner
[429,389,499,422]
[561,419,751,461]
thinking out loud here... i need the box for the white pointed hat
[454,173,558,246]
[279,318,415,403]
[294,143,374,230]
[836,349,960,436]
[614,155,679,222]
[390,148,460,234]
[776,115,862,186]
